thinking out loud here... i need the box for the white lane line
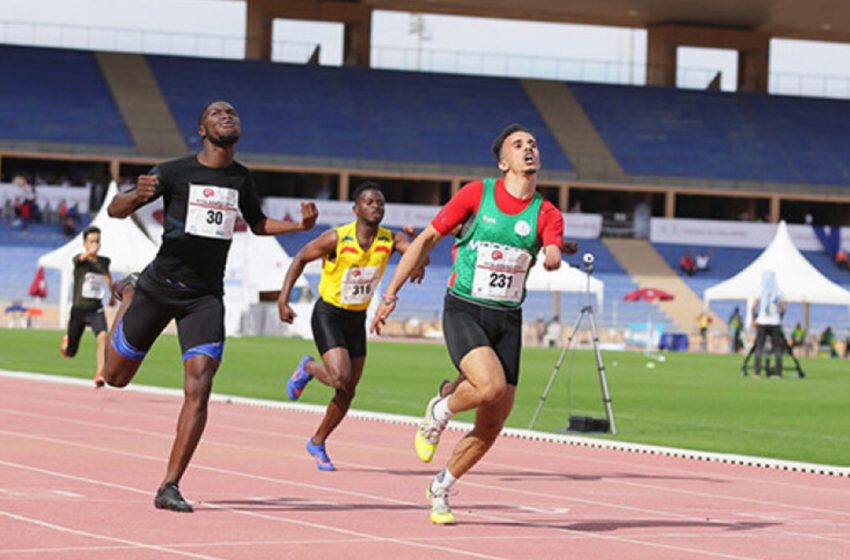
[0,510,226,560]
[8,385,850,505]
[0,431,777,559]
[5,402,850,523]
[2,368,847,479]
[0,457,509,560]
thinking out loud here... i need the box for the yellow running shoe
[426,485,456,525]
[414,396,444,463]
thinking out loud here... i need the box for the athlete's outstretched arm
[393,226,430,285]
[277,229,337,323]
[108,175,158,218]
[370,225,443,334]
[253,201,318,236]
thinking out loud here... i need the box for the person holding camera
[752,270,786,377]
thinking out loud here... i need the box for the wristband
[382,294,398,304]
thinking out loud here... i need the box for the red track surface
[1,374,849,559]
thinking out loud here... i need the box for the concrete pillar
[647,28,677,87]
[665,190,677,218]
[245,0,272,61]
[646,24,769,92]
[338,172,350,201]
[769,195,780,223]
[559,185,570,212]
[738,47,769,92]
[245,0,373,66]
[109,159,120,182]
[343,17,371,66]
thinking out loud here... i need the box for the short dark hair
[83,226,101,241]
[351,181,383,201]
[198,102,214,126]
[198,100,233,126]
[491,123,533,162]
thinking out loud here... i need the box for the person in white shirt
[752,270,786,377]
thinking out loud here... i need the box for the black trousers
[754,325,784,376]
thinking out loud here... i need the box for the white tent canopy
[526,252,604,309]
[223,230,311,336]
[704,221,850,323]
[38,182,158,327]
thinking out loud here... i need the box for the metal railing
[3,19,850,99]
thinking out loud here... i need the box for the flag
[28,266,47,298]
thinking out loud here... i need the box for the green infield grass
[1,328,847,466]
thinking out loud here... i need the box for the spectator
[2,197,13,224]
[633,199,651,239]
[41,199,51,223]
[819,327,838,358]
[695,250,711,272]
[62,203,79,236]
[752,270,785,377]
[696,311,712,352]
[544,315,562,348]
[680,253,696,276]
[727,307,743,353]
[836,250,849,271]
[19,197,32,232]
[790,322,807,357]
[534,317,546,346]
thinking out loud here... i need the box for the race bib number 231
[471,243,531,303]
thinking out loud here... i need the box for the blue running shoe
[306,440,336,471]
[287,355,314,401]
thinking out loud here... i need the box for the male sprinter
[60,225,114,387]
[278,181,425,470]
[371,124,570,524]
[105,100,318,512]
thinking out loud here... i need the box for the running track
[1,371,849,560]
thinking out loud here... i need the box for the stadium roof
[304,0,850,44]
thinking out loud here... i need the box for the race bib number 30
[471,243,531,303]
[185,184,239,240]
[81,272,106,299]
[341,266,380,305]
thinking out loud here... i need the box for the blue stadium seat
[0,45,132,146]
[569,82,850,186]
[146,55,573,170]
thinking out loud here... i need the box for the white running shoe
[415,396,444,463]
[426,484,456,525]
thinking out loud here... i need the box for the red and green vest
[448,178,542,308]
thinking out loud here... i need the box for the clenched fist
[135,175,159,204]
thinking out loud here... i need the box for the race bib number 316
[185,184,239,240]
[341,266,380,305]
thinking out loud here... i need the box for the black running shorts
[311,298,367,358]
[65,306,107,357]
[117,267,225,361]
[443,292,522,386]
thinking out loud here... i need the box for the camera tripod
[741,325,805,378]
[528,256,616,434]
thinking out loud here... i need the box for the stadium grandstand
[2,0,850,355]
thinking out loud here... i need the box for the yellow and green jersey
[317,221,394,311]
